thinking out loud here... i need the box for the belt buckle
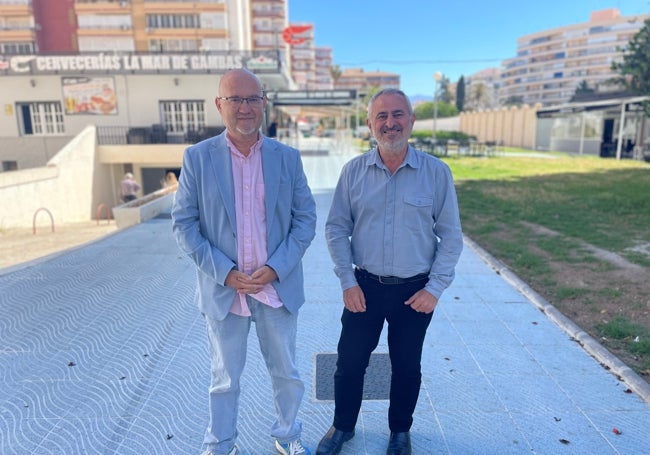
[378,275,399,285]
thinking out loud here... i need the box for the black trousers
[333,269,433,433]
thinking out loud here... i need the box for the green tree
[330,64,342,88]
[352,86,382,127]
[437,101,459,117]
[438,75,453,104]
[570,80,595,102]
[413,101,458,120]
[503,95,525,107]
[413,102,433,120]
[465,82,491,111]
[456,76,466,112]
[610,18,650,115]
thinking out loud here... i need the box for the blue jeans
[203,296,304,454]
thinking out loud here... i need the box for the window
[79,36,134,52]
[160,100,206,135]
[588,26,610,34]
[149,39,199,52]
[200,38,228,51]
[17,102,65,136]
[200,13,226,29]
[0,15,32,30]
[77,14,132,29]
[0,42,35,54]
[529,36,550,45]
[2,161,18,172]
[146,14,199,29]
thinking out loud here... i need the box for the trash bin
[150,124,168,143]
[126,127,149,144]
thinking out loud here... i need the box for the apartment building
[464,67,501,110]
[250,0,289,55]
[0,0,291,55]
[286,22,314,90]
[499,8,649,107]
[313,45,333,90]
[335,67,400,96]
[0,0,294,173]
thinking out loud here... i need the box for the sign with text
[0,52,280,76]
[267,90,357,106]
[62,76,117,115]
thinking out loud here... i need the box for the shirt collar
[367,145,420,170]
[226,134,263,159]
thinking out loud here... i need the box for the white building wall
[0,126,99,229]
[229,0,252,50]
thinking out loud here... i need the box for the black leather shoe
[386,432,411,455]
[316,426,354,455]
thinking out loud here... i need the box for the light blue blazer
[172,131,317,321]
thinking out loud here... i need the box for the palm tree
[466,83,491,110]
[330,64,342,89]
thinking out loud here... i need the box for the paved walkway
[2,143,650,454]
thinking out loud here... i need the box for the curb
[463,235,650,405]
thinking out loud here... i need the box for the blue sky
[289,0,649,98]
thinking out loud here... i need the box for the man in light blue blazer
[172,69,316,455]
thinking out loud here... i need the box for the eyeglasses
[217,95,265,107]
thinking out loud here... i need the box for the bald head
[215,68,267,149]
[218,68,264,97]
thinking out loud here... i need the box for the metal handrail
[96,203,112,225]
[33,207,55,235]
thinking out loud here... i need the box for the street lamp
[432,71,443,145]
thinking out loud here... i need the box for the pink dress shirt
[227,135,283,316]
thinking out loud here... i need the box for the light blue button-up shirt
[325,146,463,299]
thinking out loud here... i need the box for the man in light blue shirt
[317,89,463,455]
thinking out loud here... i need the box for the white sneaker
[201,446,237,455]
[275,439,311,455]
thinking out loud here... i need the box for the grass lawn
[443,150,650,378]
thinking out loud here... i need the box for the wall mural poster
[62,76,117,115]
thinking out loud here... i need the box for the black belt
[355,268,429,285]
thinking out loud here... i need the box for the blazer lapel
[262,138,281,231]
[208,133,237,232]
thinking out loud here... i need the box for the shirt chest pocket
[402,195,434,231]
[404,196,433,207]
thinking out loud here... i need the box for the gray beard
[236,126,260,136]
[376,137,408,155]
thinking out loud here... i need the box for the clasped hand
[225,265,277,295]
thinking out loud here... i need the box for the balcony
[75,0,132,13]
[97,124,225,145]
[251,7,285,19]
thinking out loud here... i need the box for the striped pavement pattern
[2,141,650,454]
